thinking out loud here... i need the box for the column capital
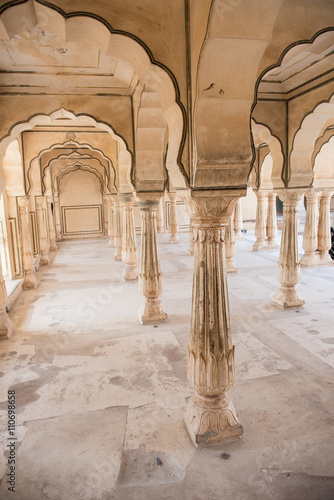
[179,189,246,227]
[275,188,304,205]
[119,192,134,204]
[136,192,164,209]
[17,195,29,211]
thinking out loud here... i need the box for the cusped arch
[55,163,105,196]
[290,93,334,187]
[0,0,188,188]
[251,119,284,189]
[313,135,334,189]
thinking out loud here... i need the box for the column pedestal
[137,193,167,325]
[272,190,304,309]
[266,192,279,249]
[17,196,38,289]
[113,199,123,261]
[234,198,244,239]
[182,191,243,447]
[36,197,50,265]
[121,194,138,281]
[317,190,333,265]
[168,193,179,243]
[300,190,319,267]
[46,196,57,251]
[253,191,268,251]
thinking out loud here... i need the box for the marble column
[157,198,165,234]
[225,213,237,273]
[266,191,279,249]
[187,218,194,256]
[183,191,243,447]
[17,196,38,289]
[113,198,123,261]
[234,198,244,239]
[54,195,62,241]
[253,191,268,251]
[36,197,50,265]
[103,196,109,236]
[300,190,319,267]
[137,193,167,325]
[46,196,57,251]
[108,196,115,247]
[272,189,304,309]
[0,259,13,340]
[317,190,333,265]
[120,194,138,281]
[168,192,179,243]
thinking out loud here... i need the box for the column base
[114,248,122,261]
[187,244,194,256]
[226,259,237,273]
[300,252,319,267]
[23,270,39,289]
[123,265,139,281]
[49,242,57,251]
[252,240,268,251]
[138,298,167,325]
[234,230,244,240]
[157,227,165,234]
[41,254,49,266]
[0,309,14,340]
[317,252,333,265]
[108,238,114,247]
[267,239,279,249]
[168,234,180,244]
[272,286,305,309]
[184,394,243,447]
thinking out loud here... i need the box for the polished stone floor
[0,231,334,500]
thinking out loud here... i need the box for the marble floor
[0,231,334,500]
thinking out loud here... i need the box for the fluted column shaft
[266,192,279,249]
[317,191,333,264]
[182,192,243,447]
[113,199,123,261]
[108,197,115,247]
[234,198,243,239]
[157,198,165,234]
[225,213,237,273]
[168,192,179,243]
[46,196,57,251]
[54,195,62,241]
[272,190,304,309]
[36,197,50,265]
[300,190,319,267]
[121,194,138,281]
[137,193,167,325]
[253,191,268,251]
[0,258,13,339]
[187,218,194,255]
[17,196,38,289]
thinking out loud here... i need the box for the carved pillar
[317,190,333,265]
[17,196,38,289]
[120,194,138,281]
[187,218,194,256]
[46,196,57,251]
[113,198,123,261]
[234,198,243,239]
[108,196,115,247]
[137,193,167,324]
[103,195,109,236]
[272,190,304,309]
[36,197,50,265]
[0,259,13,340]
[266,191,279,249]
[157,197,165,234]
[300,190,319,267]
[182,191,243,447]
[54,195,62,241]
[252,191,268,251]
[225,213,237,273]
[168,192,179,243]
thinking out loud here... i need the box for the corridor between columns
[1,232,334,498]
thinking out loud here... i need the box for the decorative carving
[17,196,38,289]
[168,192,179,243]
[121,195,138,281]
[66,132,76,141]
[137,194,167,324]
[36,197,50,265]
[272,189,305,309]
